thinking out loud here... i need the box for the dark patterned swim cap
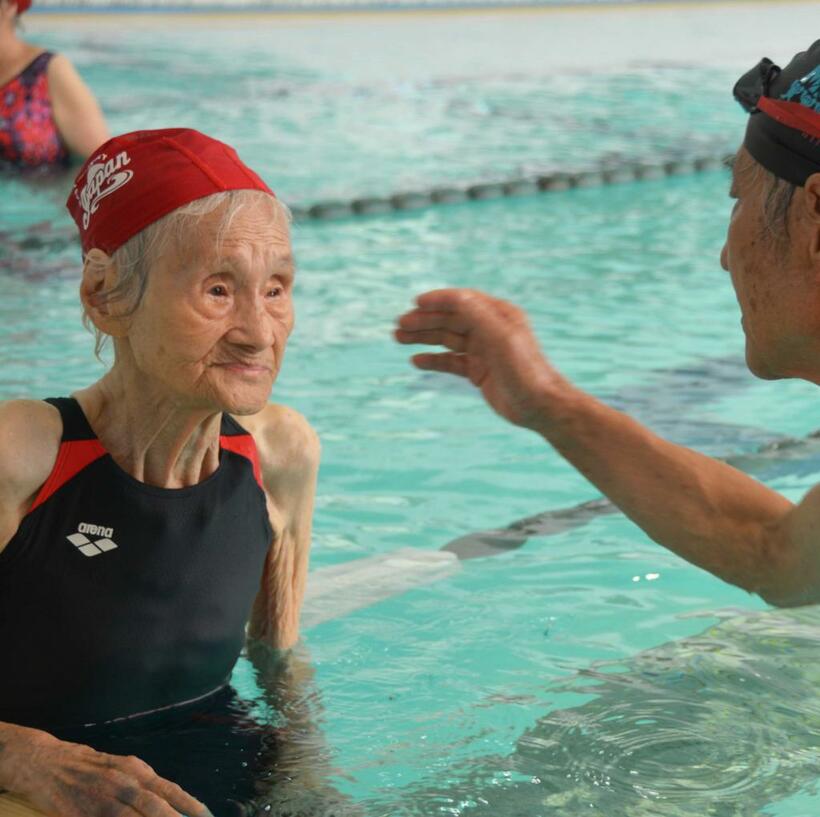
[735,40,820,186]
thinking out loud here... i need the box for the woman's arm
[0,401,61,555]
[244,642,363,815]
[46,55,109,160]
[247,405,320,650]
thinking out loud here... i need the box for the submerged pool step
[290,150,734,223]
[302,547,460,628]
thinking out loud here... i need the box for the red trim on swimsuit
[219,434,263,490]
[28,421,262,514]
[29,440,107,513]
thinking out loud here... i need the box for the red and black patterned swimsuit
[0,51,70,169]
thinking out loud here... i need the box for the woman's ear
[80,249,131,339]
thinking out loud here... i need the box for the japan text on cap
[66,128,274,255]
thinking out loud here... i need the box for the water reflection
[393,606,820,816]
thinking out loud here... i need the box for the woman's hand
[0,724,212,817]
[395,288,566,431]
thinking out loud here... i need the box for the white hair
[83,189,291,357]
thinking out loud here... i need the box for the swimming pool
[5,4,820,815]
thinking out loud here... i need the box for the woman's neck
[75,368,225,490]
[0,29,35,83]
[0,26,26,66]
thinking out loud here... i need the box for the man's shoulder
[234,404,320,484]
[0,399,62,503]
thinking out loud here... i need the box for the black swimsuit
[0,397,271,730]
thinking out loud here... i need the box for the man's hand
[0,724,212,817]
[395,289,564,431]
[394,287,814,606]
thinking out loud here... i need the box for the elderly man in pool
[397,42,820,607]
[0,130,318,815]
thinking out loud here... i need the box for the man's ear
[802,173,820,266]
[80,249,132,339]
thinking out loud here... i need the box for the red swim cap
[66,128,274,255]
[15,0,31,13]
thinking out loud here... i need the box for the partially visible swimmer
[0,129,319,815]
[0,0,109,169]
[396,40,820,608]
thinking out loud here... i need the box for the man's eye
[268,286,283,298]
[209,285,229,297]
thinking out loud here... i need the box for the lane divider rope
[290,150,732,222]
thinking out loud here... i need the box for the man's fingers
[395,328,468,352]
[411,352,469,378]
[396,309,471,335]
[413,288,487,314]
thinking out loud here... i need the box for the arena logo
[78,522,114,539]
[67,523,118,558]
[77,151,134,229]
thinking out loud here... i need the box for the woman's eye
[268,286,283,298]
[209,285,228,297]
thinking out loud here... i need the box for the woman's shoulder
[44,52,74,79]
[0,399,62,460]
[236,404,320,481]
[0,400,62,508]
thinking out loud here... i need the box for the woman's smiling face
[122,196,295,415]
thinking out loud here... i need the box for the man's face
[124,198,295,415]
[720,148,819,380]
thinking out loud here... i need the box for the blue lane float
[289,150,733,222]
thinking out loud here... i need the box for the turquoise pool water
[5,9,820,816]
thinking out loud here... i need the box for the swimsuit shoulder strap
[26,399,105,514]
[220,413,252,437]
[44,397,98,442]
[219,414,264,489]
[1,51,55,89]
[22,51,55,79]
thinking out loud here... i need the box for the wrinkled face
[124,198,294,415]
[720,148,818,380]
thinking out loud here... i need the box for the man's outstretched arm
[395,288,815,606]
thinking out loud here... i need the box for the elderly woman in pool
[0,129,318,816]
[0,0,109,168]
